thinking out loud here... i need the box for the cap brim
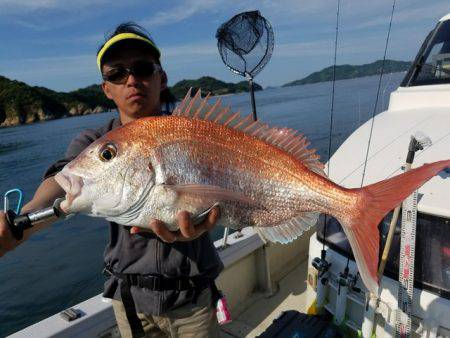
[97,32,161,70]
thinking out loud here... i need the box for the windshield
[317,212,450,298]
[402,20,450,86]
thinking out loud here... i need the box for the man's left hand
[129,206,220,242]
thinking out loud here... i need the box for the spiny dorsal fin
[174,89,325,176]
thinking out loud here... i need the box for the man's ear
[160,70,168,91]
[102,82,114,100]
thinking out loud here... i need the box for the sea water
[0,73,403,336]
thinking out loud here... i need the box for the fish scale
[154,141,303,228]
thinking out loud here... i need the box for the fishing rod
[310,0,367,322]
[308,0,341,317]
[358,1,401,337]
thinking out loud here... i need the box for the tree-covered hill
[171,76,262,99]
[0,75,263,127]
[0,76,115,127]
[282,60,411,87]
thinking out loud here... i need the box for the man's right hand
[0,176,65,258]
[0,212,20,257]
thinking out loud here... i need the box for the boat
[306,13,450,337]
[9,13,450,338]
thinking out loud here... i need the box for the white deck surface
[219,259,309,338]
[328,103,450,218]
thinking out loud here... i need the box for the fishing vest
[44,117,224,317]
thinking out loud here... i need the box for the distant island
[282,59,411,87]
[1,59,411,127]
[0,75,262,127]
[171,76,262,98]
[0,76,115,127]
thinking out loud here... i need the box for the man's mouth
[127,92,146,100]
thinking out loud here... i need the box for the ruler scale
[395,190,418,338]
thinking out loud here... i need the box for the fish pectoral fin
[166,184,257,205]
[255,212,319,244]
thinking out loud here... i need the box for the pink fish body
[55,90,450,294]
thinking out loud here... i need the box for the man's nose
[126,73,139,86]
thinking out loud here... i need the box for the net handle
[246,73,258,121]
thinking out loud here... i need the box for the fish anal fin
[256,212,319,244]
[174,89,325,177]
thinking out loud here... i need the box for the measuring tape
[395,189,418,338]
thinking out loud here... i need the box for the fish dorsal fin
[256,212,320,244]
[174,89,325,176]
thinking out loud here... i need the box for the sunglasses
[102,60,162,84]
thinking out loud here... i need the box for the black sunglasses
[102,60,162,84]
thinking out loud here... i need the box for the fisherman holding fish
[2,19,450,338]
[0,23,224,338]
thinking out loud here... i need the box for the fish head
[55,126,156,220]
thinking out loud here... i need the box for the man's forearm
[19,176,65,240]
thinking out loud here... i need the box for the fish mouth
[54,171,84,212]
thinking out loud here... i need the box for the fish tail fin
[339,160,450,294]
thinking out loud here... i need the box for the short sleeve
[43,129,101,179]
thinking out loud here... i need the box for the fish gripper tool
[5,198,72,241]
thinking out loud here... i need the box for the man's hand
[130,206,220,242]
[0,212,20,257]
[0,177,65,258]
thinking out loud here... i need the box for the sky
[0,0,448,92]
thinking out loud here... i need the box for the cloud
[0,0,109,13]
[0,0,57,11]
[0,0,120,31]
[143,0,219,27]
[354,1,449,29]
[1,0,444,90]
[162,41,217,58]
[0,54,96,83]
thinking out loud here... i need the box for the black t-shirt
[44,117,224,315]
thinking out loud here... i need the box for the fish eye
[99,143,117,162]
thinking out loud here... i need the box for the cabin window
[316,212,450,298]
[403,20,450,86]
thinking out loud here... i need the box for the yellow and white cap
[96,32,161,70]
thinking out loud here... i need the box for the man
[0,22,224,338]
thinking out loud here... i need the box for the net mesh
[216,10,274,77]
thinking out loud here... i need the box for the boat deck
[219,259,309,337]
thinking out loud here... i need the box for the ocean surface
[0,73,403,336]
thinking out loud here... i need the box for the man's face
[101,45,165,122]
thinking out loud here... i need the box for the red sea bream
[55,90,450,294]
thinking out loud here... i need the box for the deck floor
[219,259,309,338]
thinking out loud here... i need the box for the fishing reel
[337,267,361,294]
[312,256,331,278]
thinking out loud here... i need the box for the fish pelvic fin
[168,184,258,206]
[174,89,325,177]
[340,159,450,294]
[255,212,319,244]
